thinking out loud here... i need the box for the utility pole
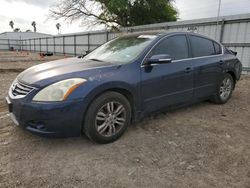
[215,0,222,40]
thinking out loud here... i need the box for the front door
[140,34,194,113]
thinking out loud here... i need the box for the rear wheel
[211,73,234,104]
[84,92,131,144]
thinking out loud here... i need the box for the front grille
[11,81,34,97]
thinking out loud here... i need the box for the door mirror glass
[146,54,172,65]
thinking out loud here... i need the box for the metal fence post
[34,39,36,52]
[53,36,55,55]
[21,40,23,51]
[219,19,225,43]
[63,36,65,55]
[106,31,109,42]
[46,37,48,53]
[7,39,10,50]
[39,38,41,53]
[29,39,31,51]
[74,35,76,56]
[87,33,90,52]
[19,37,21,51]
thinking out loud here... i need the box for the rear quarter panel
[222,53,242,80]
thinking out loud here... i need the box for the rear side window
[190,36,215,57]
[150,35,189,60]
[214,42,222,54]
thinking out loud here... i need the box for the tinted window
[190,36,215,57]
[214,42,222,54]
[150,35,189,60]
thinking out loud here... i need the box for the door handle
[184,67,192,73]
[219,60,224,65]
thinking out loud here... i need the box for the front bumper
[6,96,86,137]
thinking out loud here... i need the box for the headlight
[33,78,87,102]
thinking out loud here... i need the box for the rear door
[188,34,224,100]
[140,34,194,113]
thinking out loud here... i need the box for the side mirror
[85,50,91,54]
[78,50,91,58]
[146,54,172,65]
[229,50,237,56]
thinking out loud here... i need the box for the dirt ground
[0,51,250,188]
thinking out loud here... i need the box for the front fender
[83,81,138,107]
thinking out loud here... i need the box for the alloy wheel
[220,77,232,101]
[95,101,126,137]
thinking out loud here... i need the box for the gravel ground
[0,51,65,71]
[0,52,250,187]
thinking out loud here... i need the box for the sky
[0,0,250,35]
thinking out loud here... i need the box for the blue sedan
[6,32,242,143]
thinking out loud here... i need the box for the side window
[190,36,215,57]
[150,35,189,60]
[214,42,222,54]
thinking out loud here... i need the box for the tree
[14,28,21,32]
[50,0,178,30]
[31,21,37,32]
[26,29,32,32]
[9,20,14,30]
[56,23,61,34]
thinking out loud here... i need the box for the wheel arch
[81,83,137,132]
[226,70,236,89]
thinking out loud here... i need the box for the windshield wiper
[88,58,104,62]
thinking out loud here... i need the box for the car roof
[120,31,220,44]
[120,31,188,37]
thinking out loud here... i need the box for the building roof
[0,31,52,40]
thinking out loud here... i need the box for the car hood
[17,57,115,86]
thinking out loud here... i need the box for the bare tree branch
[49,0,178,30]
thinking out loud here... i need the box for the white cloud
[0,0,90,35]
[7,0,56,7]
[175,0,250,20]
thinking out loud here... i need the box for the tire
[84,91,131,144]
[211,73,234,104]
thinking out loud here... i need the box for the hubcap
[95,101,126,137]
[220,77,232,101]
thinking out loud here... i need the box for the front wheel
[211,73,234,104]
[84,92,131,144]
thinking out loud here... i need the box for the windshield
[84,35,157,64]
